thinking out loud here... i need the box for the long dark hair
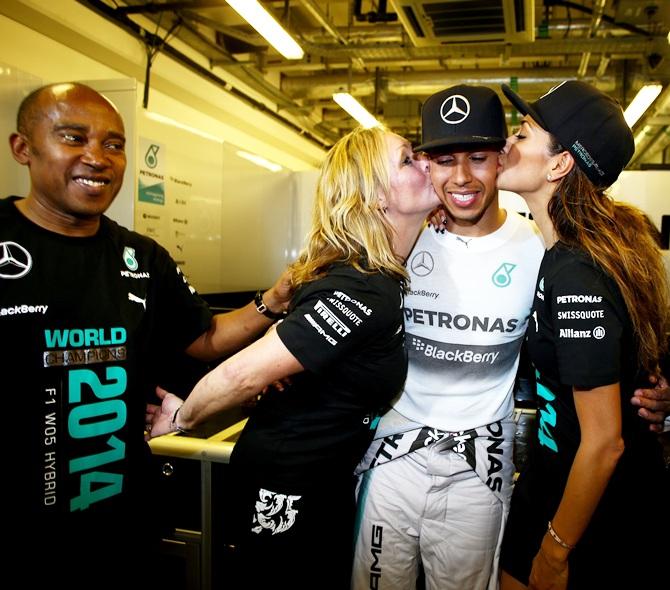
[548,138,670,372]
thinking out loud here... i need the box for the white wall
[499,171,670,238]
[219,143,296,291]
[136,111,225,293]
[0,1,325,171]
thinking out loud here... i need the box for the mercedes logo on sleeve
[440,95,470,124]
[410,251,434,277]
[0,241,32,279]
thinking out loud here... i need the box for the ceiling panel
[81,0,670,166]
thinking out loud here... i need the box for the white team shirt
[393,210,545,431]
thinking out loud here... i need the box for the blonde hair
[291,126,409,290]
[549,139,670,372]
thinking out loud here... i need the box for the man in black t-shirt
[1,82,290,588]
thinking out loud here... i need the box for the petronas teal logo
[123,247,138,271]
[492,263,516,287]
[145,144,160,168]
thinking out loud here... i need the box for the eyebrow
[53,123,88,132]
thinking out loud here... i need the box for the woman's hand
[428,206,447,232]
[528,546,569,590]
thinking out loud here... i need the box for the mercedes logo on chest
[410,251,434,277]
[440,95,470,124]
[0,241,32,279]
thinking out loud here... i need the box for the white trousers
[352,445,505,590]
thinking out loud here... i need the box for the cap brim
[415,135,506,153]
[501,84,547,129]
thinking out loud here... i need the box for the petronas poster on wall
[138,137,165,205]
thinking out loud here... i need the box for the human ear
[548,150,574,182]
[9,133,31,165]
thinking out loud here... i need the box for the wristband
[171,405,194,435]
[254,289,286,320]
[547,521,575,550]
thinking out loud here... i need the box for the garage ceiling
[81,0,670,167]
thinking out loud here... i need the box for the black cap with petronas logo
[416,85,507,153]
[501,81,634,188]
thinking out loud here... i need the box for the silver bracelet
[547,521,575,550]
[171,405,193,435]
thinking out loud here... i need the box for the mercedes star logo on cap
[440,95,470,125]
[0,241,32,279]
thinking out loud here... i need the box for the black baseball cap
[416,85,507,153]
[501,81,634,188]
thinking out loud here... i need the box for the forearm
[177,330,303,431]
[176,357,262,430]
[542,384,624,563]
[546,439,622,556]
[186,287,287,362]
[190,303,273,362]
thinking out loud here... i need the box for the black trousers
[222,470,357,590]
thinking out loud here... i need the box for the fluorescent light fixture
[333,92,381,128]
[145,111,223,143]
[634,125,653,145]
[225,0,304,60]
[236,150,282,172]
[623,84,663,127]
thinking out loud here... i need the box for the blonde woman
[147,126,440,589]
[497,81,670,589]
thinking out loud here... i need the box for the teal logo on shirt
[123,247,138,271]
[535,370,558,452]
[492,263,516,288]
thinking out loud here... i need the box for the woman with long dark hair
[497,80,670,589]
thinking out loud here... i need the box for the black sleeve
[275,272,400,374]
[149,245,213,352]
[549,259,626,389]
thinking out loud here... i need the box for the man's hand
[631,374,670,433]
[263,267,294,315]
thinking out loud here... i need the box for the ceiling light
[224,0,304,60]
[332,93,381,128]
[623,84,663,127]
[236,150,283,172]
[634,125,653,145]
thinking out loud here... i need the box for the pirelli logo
[314,300,351,337]
[304,314,337,345]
